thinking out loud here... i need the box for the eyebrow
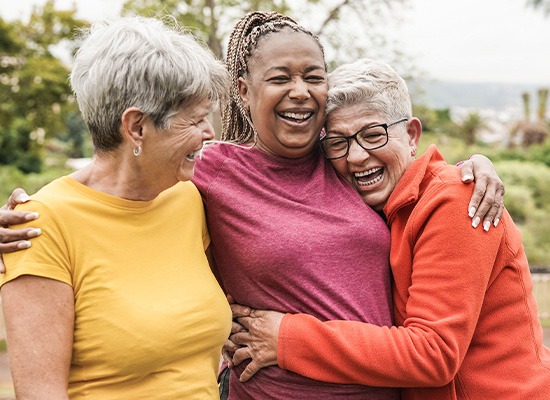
[325,130,349,137]
[326,122,383,137]
[265,65,326,74]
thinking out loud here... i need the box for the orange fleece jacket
[278,145,550,399]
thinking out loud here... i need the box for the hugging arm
[229,188,503,386]
[273,190,500,386]
[0,154,505,271]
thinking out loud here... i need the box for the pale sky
[3,0,550,85]
[398,0,550,85]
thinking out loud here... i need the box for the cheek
[331,159,350,180]
[249,101,271,129]
[386,154,409,183]
[315,88,328,107]
[177,129,199,148]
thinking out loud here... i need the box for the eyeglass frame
[319,118,409,160]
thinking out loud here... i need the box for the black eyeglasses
[320,118,409,160]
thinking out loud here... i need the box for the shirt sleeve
[278,181,506,387]
[1,200,73,287]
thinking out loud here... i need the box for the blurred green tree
[0,0,88,172]
[455,111,487,146]
[121,0,414,74]
[493,160,550,266]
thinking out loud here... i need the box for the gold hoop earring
[133,144,142,157]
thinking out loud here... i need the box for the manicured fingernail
[472,216,480,228]
[24,212,39,221]
[493,218,500,227]
[483,221,491,232]
[17,194,31,203]
[28,228,42,237]
[462,174,474,182]
[468,207,476,218]
[17,241,31,249]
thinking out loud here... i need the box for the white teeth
[187,150,198,160]
[357,174,382,186]
[280,112,312,120]
[354,167,382,177]
[354,167,383,186]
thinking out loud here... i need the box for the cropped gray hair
[70,16,229,152]
[326,58,412,121]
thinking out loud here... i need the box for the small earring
[133,144,142,157]
[411,148,417,156]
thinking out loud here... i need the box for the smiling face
[238,29,328,159]
[146,98,214,185]
[327,103,421,211]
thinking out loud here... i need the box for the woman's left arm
[1,276,74,399]
[459,154,505,230]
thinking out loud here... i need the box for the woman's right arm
[0,188,41,272]
[1,275,74,399]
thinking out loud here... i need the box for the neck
[70,151,166,201]
[252,138,317,160]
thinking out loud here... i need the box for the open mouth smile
[186,149,200,161]
[278,111,314,123]
[354,167,383,186]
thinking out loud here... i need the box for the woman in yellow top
[0,17,231,399]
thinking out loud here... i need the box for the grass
[532,273,550,324]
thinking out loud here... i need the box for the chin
[358,194,381,211]
[177,169,194,182]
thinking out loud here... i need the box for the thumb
[459,160,474,183]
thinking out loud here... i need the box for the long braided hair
[222,11,326,143]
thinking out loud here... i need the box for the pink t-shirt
[193,144,397,400]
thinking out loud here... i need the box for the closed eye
[325,137,348,149]
[268,76,290,83]
[305,75,326,83]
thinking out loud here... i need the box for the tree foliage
[121,0,292,59]
[0,0,88,172]
[456,112,487,146]
[495,160,550,266]
[121,0,414,75]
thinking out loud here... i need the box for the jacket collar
[383,144,444,223]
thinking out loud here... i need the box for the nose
[288,78,311,101]
[202,118,215,141]
[347,139,369,164]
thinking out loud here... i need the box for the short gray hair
[70,16,229,151]
[326,58,412,121]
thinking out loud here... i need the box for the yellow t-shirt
[2,177,231,399]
